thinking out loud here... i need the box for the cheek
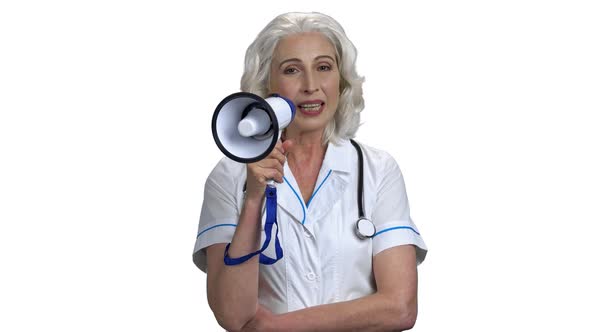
[275,79,298,98]
[325,78,341,101]
[269,69,291,95]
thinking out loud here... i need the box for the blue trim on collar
[197,223,237,238]
[374,226,421,237]
[306,169,333,208]
[283,176,307,225]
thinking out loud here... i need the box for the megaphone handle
[266,132,285,189]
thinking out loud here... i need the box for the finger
[267,148,287,165]
[268,165,285,180]
[261,167,284,183]
[257,158,283,171]
[252,161,284,181]
[269,169,284,183]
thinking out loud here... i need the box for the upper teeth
[300,103,321,108]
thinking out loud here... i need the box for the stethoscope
[350,139,376,239]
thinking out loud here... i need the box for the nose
[302,72,319,94]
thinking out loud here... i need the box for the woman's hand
[244,140,293,202]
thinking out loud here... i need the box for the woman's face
[269,32,340,137]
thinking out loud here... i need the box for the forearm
[208,197,263,331]
[271,292,416,332]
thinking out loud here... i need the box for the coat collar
[275,139,355,230]
[321,138,354,174]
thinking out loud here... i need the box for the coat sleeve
[192,159,243,273]
[370,154,427,265]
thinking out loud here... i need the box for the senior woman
[193,12,427,331]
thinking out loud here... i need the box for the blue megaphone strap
[224,185,282,265]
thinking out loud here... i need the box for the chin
[288,120,330,136]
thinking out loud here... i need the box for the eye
[283,67,299,75]
[318,64,332,71]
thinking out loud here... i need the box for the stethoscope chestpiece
[355,217,376,239]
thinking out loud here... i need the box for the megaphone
[212,92,296,163]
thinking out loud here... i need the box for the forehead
[273,32,337,62]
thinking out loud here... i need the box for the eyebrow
[278,55,336,68]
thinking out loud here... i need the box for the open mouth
[298,102,325,115]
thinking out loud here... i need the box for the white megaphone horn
[212,92,296,163]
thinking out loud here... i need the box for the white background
[1,1,589,331]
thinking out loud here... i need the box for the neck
[283,129,327,169]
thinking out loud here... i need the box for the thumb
[281,139,295,154]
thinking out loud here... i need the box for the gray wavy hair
[240,12,365,144]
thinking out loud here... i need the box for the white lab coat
[193,139,427,314]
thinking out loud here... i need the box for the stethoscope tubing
[350,139,376,239]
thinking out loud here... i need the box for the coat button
[306,272,316,281]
